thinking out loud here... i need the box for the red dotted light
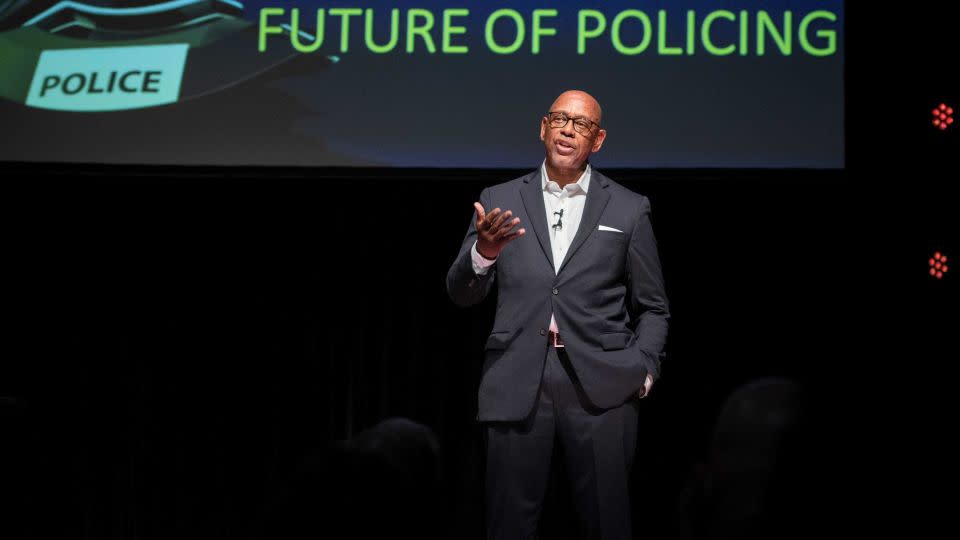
[933,103,954,131]
[929,252,949,279]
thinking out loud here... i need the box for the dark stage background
[2,4,957,540]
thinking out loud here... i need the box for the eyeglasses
[545,111,599,135]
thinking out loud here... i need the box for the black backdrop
[2,3,957,539]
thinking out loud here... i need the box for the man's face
[540,92,606,172]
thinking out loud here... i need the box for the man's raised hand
[474,202,526,260]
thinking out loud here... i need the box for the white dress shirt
[471,162,592,337]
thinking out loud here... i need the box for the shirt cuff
[471,241,496,275]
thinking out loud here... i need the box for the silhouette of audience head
[269,417,441,539]
[675,377,810,540]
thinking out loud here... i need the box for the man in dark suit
[446,90,670,539]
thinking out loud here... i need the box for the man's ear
[592,128,607,153]
[540,118,547,141]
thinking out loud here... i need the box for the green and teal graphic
[27,44,187,111]
[0,0,332,112]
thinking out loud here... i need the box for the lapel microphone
[552,209,564,231]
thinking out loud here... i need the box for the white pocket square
[598,225,623,233]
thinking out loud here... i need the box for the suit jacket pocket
[591,231,628,270]
[596,229,627,244]
[599,331,632,351]
[485,328,521,350]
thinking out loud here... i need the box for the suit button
[539,329,547,336]
[552,288,559,295]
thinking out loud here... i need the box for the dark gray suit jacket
[447,169,670,422]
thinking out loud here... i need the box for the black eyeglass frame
[545,111,601,135]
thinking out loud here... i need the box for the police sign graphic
[27,44,189,112]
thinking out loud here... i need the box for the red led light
[932,104,954,131]
[930,252,949,279]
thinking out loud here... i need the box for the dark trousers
[485,346,640,540]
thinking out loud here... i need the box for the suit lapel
[519,170,555,272]
[557,170,611,276]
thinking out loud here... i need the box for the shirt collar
[541,160,591,194]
